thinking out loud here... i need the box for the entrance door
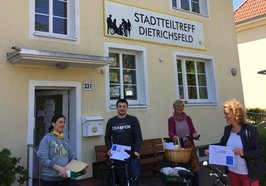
[34,90,69,145]
[33,90,69,180]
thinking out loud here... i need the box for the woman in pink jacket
[168,99,199,186]
[168,100,198,144]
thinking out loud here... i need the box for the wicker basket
[164,137,192,163]
[164,148,192,163]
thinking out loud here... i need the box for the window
[109,53,137,100]
[33,0,78,39]
[175,53,217,104]
[105,43,148,109]
[172,0,208,17]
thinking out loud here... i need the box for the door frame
[27,80,82,185]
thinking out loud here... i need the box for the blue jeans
[130,159,141,177]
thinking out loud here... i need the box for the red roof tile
[234,0,266,23]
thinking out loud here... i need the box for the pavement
[77,163,230,186]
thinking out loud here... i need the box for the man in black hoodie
[105,99,143,185]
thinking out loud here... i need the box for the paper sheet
[110,144,131,161]
[209,145,234,167]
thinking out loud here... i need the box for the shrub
[246,108,266,124]
[257,127,266,185]
[0,148,28,186]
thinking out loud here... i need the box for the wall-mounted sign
[83,82,92,91]
[104,0,205,50]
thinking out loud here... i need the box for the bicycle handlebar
[186,134,200,140]
[124,149,138,161]
[202,161,228,185]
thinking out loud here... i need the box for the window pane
[36,0,49,14]
[124,85,137,100]
[172,0,177,8]
[123,70,136,84]
[123,54,136,69]
[199,87,208,99]
[188,86,197,99]
[192,2,200,13]
[109,53,119,67]
[186,60,195,73]
[178,73,183,85]
[53,17,67,34]
[197,62,205,73]
[53,0,67,17]
[181,0,190,11]
[109,69,120,83]
[198,74,206,86]
[177,59,182,72]
[179,86,184,99]
[35,14,49,32]
[110,85,120,100]
[187,74,196,86]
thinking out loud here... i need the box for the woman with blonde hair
[168,99,200,186]
[218,99,263,186]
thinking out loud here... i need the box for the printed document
[110,144,131,161]
[209,145,234,167]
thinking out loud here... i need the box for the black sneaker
[130,176,139,186]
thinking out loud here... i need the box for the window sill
[109,104,149,110]
[185,102,218,107]
[34,32,78,41]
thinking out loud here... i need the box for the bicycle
[160,135,200,186]
[160,166,195,186]
[108,149,139,186]
[202,161,229,186]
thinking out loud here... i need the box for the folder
[65,159,88,178]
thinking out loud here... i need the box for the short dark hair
[49,114,66,132]
[116,99,128,107]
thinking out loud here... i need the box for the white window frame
[171,0,209,17]
[105,43,149,110]
[173,51,217,105]
[29,0,80,41]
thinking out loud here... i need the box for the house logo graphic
[106,14,132,37]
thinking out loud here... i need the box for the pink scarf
[173,112,187,121]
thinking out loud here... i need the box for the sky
[233,0,245,10]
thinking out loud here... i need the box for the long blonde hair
[223,99,246,124]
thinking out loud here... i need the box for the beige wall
[236,19,266,108]
[0,0,243,180]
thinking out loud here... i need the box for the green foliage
[0,148,28,186]
[246,108,266,124]
[257,127,266,185]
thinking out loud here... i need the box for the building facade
[234,0,266,108]
[0,0,243,184]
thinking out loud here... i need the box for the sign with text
[105,1,205,50]
[209,145,235,167]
